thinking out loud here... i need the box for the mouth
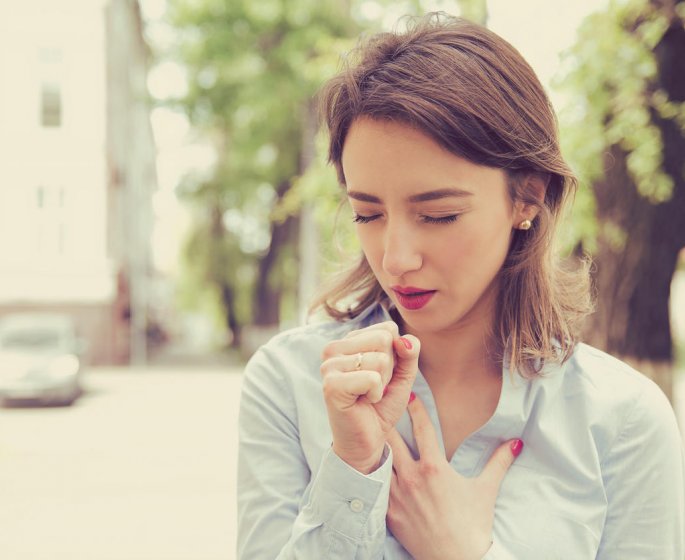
[390,286,437,310]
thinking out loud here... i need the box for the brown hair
[313,13,593,377]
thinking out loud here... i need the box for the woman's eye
[352,214,380,224]
[421,214,459,224]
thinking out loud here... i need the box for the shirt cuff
[303,443,393,541]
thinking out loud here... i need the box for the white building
[0,0,156,364]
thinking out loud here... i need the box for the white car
[0,313,86,406]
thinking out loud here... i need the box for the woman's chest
[488,432,607,559]
[432,383,501,460]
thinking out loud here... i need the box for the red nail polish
[408,391,416,404]
[400,337,412,350]
[510,439,524,457]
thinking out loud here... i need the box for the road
[1,362,684,560]
[0,366,243,560]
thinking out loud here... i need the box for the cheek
[439,219,512,276]
[357,228,383,265]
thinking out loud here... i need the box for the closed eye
[352,213,381,224]
[421,214,459,224]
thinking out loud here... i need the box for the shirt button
[349,499,364,513]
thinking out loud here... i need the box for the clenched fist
[320,321,420,474]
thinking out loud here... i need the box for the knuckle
[413,423,428,439]
[402,474,421,493]
[497,453,512,472]
[321,341,339,360]
[377,352,390,370]
[321,378,333,399]
[381,321,400,336]
[367,370,382,385]
[377,330,393,349]
[321,372,339,396]
[418,460,440,478]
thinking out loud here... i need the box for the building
[0,0,156,364]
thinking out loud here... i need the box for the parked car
[0,313,86,406]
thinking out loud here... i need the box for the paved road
[1,364,684,560]
[0,366,243,560]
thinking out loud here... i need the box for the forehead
[341,118,507,198]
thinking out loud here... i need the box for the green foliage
[163,0,497,334]
[556,0,682,255]
[167,0,359,332]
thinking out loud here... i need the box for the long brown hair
[313,13,593,377]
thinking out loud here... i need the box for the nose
[382,219,422,278]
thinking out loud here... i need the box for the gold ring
[354,352,363,371]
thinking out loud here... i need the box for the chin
[393,300,476,336]
[393,306,453,333]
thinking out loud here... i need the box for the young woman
[237,14,685,559]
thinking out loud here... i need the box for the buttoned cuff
[304,444,392,542]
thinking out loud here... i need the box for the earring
[518,219,532,231]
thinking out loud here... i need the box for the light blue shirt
[237,303,685,559]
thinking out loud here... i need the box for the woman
[237,14,685,559]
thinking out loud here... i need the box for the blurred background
[0,0,683,558]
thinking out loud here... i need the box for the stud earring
[518,219,532,231]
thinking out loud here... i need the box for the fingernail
[510,439,524,457]
[408,391,416,404]
[382,385,389,397]
[399,337,412,350]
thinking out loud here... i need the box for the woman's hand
[386,395,523,560]
[320,321,420,474]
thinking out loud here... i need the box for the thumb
[479,439,523,490]
[391,334,421,383]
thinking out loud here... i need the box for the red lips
[391,285,436,310]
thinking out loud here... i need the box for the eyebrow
[346,187,474,204]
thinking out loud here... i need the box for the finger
[386,427,414,475]
[321,351,391,379]
[344,321,400,339]
[406,393,442,461]
[388,334,420,389]
[324,329,395,359]
[322,369,383,407]
[478,439,524,490]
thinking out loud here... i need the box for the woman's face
[341,118,521,337]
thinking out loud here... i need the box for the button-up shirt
[237,303,685,559]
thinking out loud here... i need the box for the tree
[559,0,685,401]
[166,0,475,348]
[167,0,358,347]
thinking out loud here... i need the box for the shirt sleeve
[237,342,392,559]
[596,379,685,558]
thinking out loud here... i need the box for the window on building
[38,48,63,128]
[41,82,62,127]
[33,185,68,256]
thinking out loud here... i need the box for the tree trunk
[587,6,685,402]
[219,283,241,348]
[253,179,299,327]
[207,203,241,348]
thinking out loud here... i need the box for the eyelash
[352,214,459,225]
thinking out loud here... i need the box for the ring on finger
[354,352,363,371]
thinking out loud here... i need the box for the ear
[512,172,548,225]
